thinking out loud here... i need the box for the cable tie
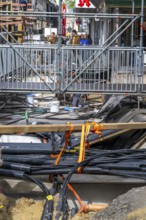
[46,195,54,201]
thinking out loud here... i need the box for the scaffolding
[0,0,33,43]
[0,0,145,94]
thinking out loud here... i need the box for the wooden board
[0,122,145,134]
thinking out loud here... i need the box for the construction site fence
[0,44,145,94]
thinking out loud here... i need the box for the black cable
[56,149,146,219]
[3,147,146,219]
[24,174,53,220]
[56,151,116,219]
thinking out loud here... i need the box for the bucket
[26,94,34,106]
[49,100,60,113]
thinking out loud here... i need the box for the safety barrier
[0,45,58,91]
[61,46,140,93]
[0,44,144,94]
[0,0,144,94]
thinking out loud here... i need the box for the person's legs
[72,94,81,107]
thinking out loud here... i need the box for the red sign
[78,0,91,7]
[62,3,66,36]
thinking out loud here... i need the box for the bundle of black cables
[24,175,54,220]
[2,146,146,219]
[0,168,54,220]
[55,149,146,220]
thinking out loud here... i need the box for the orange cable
[60,176,83,208]
[54,123,74,165]
[49,123,74,182]
[60,122,107,216]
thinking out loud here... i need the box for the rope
[55,122,74,165]
[49,122,74,182]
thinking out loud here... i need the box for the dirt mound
[0,193,44,220]
[93,186,146,220]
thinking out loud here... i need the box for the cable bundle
[2,146,146,177]
[1,144,146,219]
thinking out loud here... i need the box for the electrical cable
[55,149,146,219]
[2,146,146,218]
[24,174,53,220]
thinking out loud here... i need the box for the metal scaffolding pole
[1,26,18,44]
[131,0,135,47]
[105,19,129,46]
[56,0,62,93]
[138,0,144,93]
[0,11,139,18]
[58,0,62,49]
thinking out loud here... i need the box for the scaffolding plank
[0,122,146,134]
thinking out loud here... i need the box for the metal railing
[0,44,144,94]
[0,0,146,93]
[61,46,140,93]
[0,0,145,94]
[0,45,58,91]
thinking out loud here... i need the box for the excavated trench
[2,186,146,220]
[1,95,146,219]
